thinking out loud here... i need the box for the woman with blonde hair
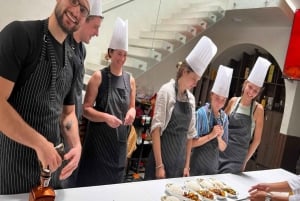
[219,56,271,174]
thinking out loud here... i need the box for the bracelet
[155,164,164,169]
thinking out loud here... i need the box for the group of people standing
[0,0,299,200]
[144,36,271,180]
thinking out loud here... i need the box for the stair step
[183,5,225,15]
[188,0,226,8]
[164,39,184,49]
[139,31,189,44]
[173,11,219,23]
[150,24,190,32]
[187,0,227,8]
[125,56,148,71]
[123,66,145,78]
[129,38,174,52]
[126,54,159,70]
[153,48,171,58]
[161,17,212,26]
[128,46,162,61]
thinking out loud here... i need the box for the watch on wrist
[265,192,272,201]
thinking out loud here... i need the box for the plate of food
[165,183,201,201]
[197,178,215,189]
[207,178,238,199]
[208,188,227,200]
[184,180,215,201]
[221,187,238,199]
[161,195,181,201]
[196,178,227,200]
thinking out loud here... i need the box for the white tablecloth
[0,168,296,201]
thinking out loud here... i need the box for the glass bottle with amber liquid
[29,167,55,201]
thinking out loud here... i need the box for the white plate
[184,180,204,191]
[208,188,227,200]
[165,183,201,201]
[197,178,215,189]
[184,180,215,201]
[222,188,239,199]
[161,195,181,201]
[207,178,239,198]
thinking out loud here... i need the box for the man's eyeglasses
[70,0,90,18]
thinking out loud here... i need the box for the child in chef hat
[219,56,271,174]
[144,36,218,180]
[190,65,233,176]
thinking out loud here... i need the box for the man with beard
[0,0,91,194]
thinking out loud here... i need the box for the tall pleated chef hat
[247,56,271,87]
[108,17,128,51]
[211,65,233,98]
[186,36,217,77]
[89,0,103,17]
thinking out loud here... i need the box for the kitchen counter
[0,168,296,201]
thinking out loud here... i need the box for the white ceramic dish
[165,183,201,201]
[161,195,181,201]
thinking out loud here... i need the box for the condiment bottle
[29,168,55,201]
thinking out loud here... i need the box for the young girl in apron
[219,57,271,173]
[144,36,217,180]
[190,65,232,176]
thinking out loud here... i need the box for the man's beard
[55,5,80,34]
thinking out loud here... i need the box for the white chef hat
[211,65,233,98]
[247,56,271,87]
[88,0,103,17]
[108,17,128,51]
[186,36,217,77]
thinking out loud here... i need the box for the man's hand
[35,139,62,172]
[59,145,82,180]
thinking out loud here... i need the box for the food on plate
[196,190,215,200]
[206,178,238,198]
[161,195,181,201]
[206,178,226,188]
[197,178,215,189]
[165,183,201,201]
[185,180,203,191]
[222,187,238,198]
[208,188,227,199]
[183,191,201,201]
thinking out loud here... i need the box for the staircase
[83,0,226,87]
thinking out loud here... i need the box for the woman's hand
[106,114,123,128]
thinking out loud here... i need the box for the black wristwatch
[265,192,272,201]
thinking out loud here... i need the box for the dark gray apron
[218,99,253,174]
[190,105,220,176]
[69,37,85,120]
[144,86,192,180]
[77,67,130,186]
[0,19,74,194]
